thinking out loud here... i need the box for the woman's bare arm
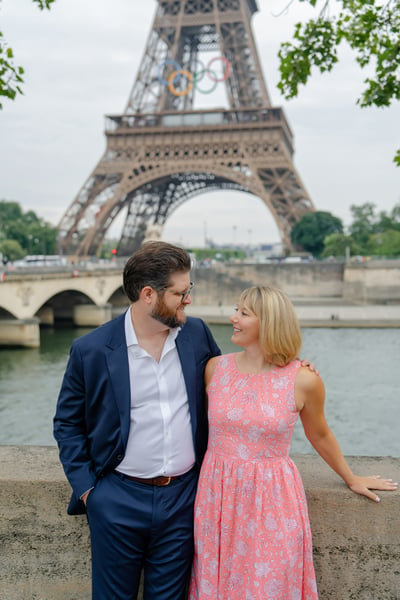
[295,367,398,502]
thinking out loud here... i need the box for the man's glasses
[164,282,194,303]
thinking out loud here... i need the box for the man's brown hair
[123,241,191,302]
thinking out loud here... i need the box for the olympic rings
[207,56,231,82]
[168,70,193,97]
[157,59,181,86]
[157,56,231,97]
[192,69,218,95]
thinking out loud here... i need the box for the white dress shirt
[116,308,196,478]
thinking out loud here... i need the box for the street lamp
[232,225,237,247]
[41,224,47,255]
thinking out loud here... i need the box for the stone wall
[1,447,399,600]
[190,260,400,306]
[192,262,345,305]
[343,262,400,303]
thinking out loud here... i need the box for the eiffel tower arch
[58,0,314,257]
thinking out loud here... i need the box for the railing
[104,107,294,158]
[105,107,290,133]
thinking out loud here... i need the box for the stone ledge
[0,447,399,600]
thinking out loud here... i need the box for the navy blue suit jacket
[53,312,221,515]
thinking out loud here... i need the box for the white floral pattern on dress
[189,354,319,600]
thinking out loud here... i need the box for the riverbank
[187,300,400,327]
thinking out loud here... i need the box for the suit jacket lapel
[176,327,197,429]
[105,313,131,448]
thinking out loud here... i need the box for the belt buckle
[159,476,172,486]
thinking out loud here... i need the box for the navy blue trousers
[86,468,198,600]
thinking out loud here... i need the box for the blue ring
[157,59,181,86]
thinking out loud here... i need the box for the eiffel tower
[58,0,314,257]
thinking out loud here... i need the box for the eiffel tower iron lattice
[58,0,315,257]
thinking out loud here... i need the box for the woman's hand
[347,475,398,502]
[300,358,319,376]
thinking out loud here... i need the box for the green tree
[290,210,343,256]
[322,232,361,257]
[375,202,400,232]
[369,229,400,255]
[0,199,58,254]
[348,202,378,249]
[0,200,23,221]
[345,202,400,254]
[0,239,25,262]
[0,0,56,108]
[277,0,400,165]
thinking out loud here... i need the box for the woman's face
[230,301,260,348]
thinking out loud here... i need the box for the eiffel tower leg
[256,166,313,249]
[58,169,123,256]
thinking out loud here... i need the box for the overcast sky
[1,0,399,247]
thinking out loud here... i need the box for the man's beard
[151,296,186,329]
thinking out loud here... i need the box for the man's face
[151,272,192,328]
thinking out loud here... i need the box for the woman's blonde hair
[238,285,302,366]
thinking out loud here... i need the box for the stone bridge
[0,266,127,346]
[1,260,400,346]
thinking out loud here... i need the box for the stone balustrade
[0,446,399,599]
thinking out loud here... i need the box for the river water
[0,324,399,457]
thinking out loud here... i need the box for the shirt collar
[124,307,180,348]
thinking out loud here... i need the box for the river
[0,324,399,457]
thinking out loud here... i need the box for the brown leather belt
[114,472,180,486]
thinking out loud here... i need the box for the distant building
[252,243,284,262]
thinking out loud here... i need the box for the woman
[189,285,397,600]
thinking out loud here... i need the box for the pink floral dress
[189,354,318,600]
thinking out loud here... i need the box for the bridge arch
[0,307,16,319]
[0,272,125,321]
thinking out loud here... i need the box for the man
[53,241,221,600]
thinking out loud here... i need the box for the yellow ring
[168,69,193,97]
